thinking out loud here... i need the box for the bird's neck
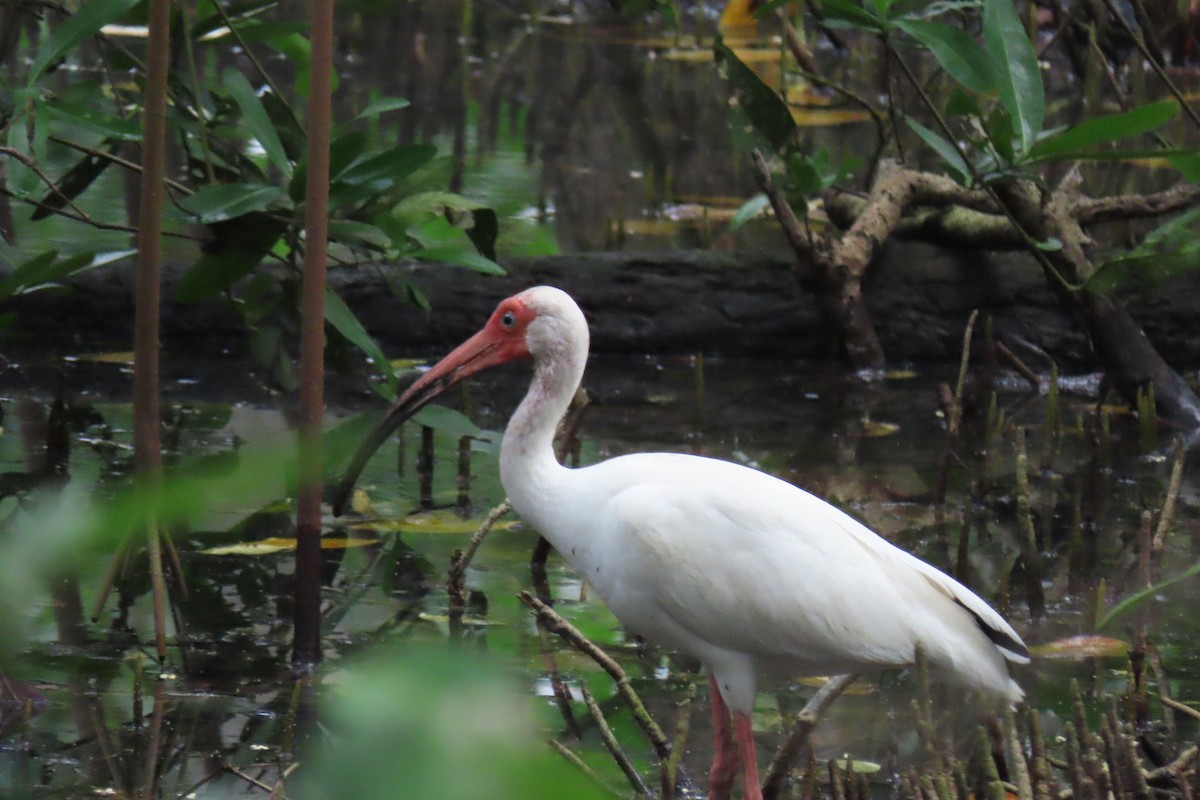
[499,347,585,530]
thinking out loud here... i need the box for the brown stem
[292,0,334,668]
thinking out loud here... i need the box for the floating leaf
[790,107,872,127]
[203,536,379,555]
[862,419,900,437]
[65,351,135,365]
[349,488,372,516]
[354,509,518,535]
[1030,635,1130,660]
[795,676,874,695]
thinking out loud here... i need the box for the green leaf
[812,0,885,29]
[1084,208,1200,293]
[945,87,982,118]
[713,35,796,151]
[390,191,500,261]
[27,0,142,84]
[355,96,411,120]
[325,287,398,396]
[176,249,269,303]
[330,144,438,208]
[983,0,1044,154]
[189,0,281,40]
[30,139,121,220]
[1169,152,1200,182]
[1097,558,1200,629]
[1027,147,1200,162]
[414,245,504,275]
[730,193,770,230]
[328,220,393,252]
[411,405,482,438]
[985,106,1015,165]
[179,182,286,224]
[904,115,971,182]
[896,19,995,94]
[39,99,142,141]
[174,216,285,302]
[1027,101,1179,161]
[223,67,292,175]
[0,249,134,298]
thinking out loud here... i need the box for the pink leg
[733,711,763,800]
[708,675,738,800]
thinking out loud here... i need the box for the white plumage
[335,285,1029,800]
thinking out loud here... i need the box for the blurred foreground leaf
[302,646,610,800]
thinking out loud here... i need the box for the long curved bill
[331,326,509,516]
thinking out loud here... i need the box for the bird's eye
[500,311,516,329]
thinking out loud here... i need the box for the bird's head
[331,286,585,515]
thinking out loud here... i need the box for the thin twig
[581,685,652,797]
[518,590,672,759]
[223,764,285,796]
[1160,695,1200,723]
[950,310,979,438]
[662,682,696,800]
[1151,437,1185,559]
[446,500,513,586]
[762,673,858,800]
[750,148,820,269]
[997,342,1043,392]
[549,739,619,796]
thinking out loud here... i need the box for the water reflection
[2,354,1199,794]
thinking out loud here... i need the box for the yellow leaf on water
[861,419,900,437]
[790,107,872,127]
[795,676,874,695]
[1031,635,1130,660]
[66,351,136,365]
[350,488,372,516]
[389,358,426,371]
[354,509,519,535]
[203,536,380,555]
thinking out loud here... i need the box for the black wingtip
[954,598,1030,663]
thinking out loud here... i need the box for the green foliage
[300,646,610,800]
[713,35,857,210]
[4,0,505,395]
[1085,207,1200,295]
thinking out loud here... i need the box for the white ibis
[333,286,1029,800]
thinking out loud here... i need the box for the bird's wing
[598,476,924,668]
[597,462,1025,679]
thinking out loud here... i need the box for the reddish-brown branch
[292,0,335,668]
[133,0,172,661]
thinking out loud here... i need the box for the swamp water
[0,353,1198,797]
